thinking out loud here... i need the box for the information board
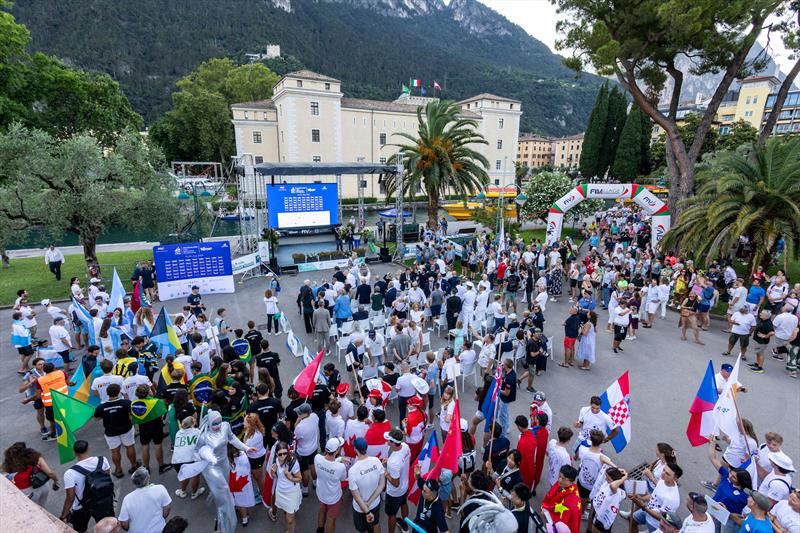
[152,241,234,301]
[267,183,338,229]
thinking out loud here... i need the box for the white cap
[41,299,51,307]
[768,451,795,472]
[411,376,430,395]
[325,437,345,453]
[90,277,100,283]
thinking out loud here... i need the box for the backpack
[71,457,115,514]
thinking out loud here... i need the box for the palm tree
[661,137,800,272]
[383,100,489,228]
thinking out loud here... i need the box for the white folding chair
[460,360,478,392]
[359,364,379,381]
[328,323,339,340]
[547,336,554,360]
[407,353,419,371]
[372,315,386,329]
[421,331,432,352]
[336,336,349,362]
[340,320,355,336]
[434,315,448,337]
[358,318,371,332]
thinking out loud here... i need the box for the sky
[478,0,794,75]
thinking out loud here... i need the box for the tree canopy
[520,171,604,222]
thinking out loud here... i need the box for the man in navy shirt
[499,358,516,438]
[412,475,449,533]
[186,286,204,316]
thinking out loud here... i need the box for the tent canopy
[254,162,397,176]
[378,208,412,218]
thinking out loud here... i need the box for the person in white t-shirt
[325,400,345,439]
[591,466,628,533]
[91,359,124,403]
[680,492,715,533]
[59,440,113,532]
[758,450,795,504]
[348,437,386,533]
[577,430,616,514]
[724,307,756,358]
[627,464,683,531]
[118,467,172,533]
[122,366,152,400]
[574,396,618,447]
[546,427,574,486]
[384,429,411,533]
[269,441,303,529]
[293,403,320,497]
[49,316,73,371]
[312,437,348,533]
[191,334,212,373]
[769,492,800,533]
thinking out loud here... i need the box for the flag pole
[486,366,502,470]
[731,391,751,456]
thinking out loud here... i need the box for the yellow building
[732,76,779,131]
[551,133,584,169]
[231,70,522,198]
[517,134,553,168]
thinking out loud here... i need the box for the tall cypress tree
[638,108,653,176]
[579,83,608,178]
[600,87,628,176]
[611,105,643,181]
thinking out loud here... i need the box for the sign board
[267,183,339,229]
[232,252,260,275]
[297,257,365,272]
[257,241,271,263]
[153,241,234,301]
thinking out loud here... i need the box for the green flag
[131,397,167,425]
[51,390,96,464]
[401,83,410,94]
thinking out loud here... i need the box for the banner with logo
[651,214,671,250]
[545,210,564,245]
[297,257,365,273]
[232,252,260,275]
[153,241,234,301]
[553,186,586,213]
[631,185,665,214]
[584,183,634,199]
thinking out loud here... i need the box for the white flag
[497,219,506,254]
[712,355,742,439]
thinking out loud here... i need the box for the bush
[341,197,378,205]
[292,252,306,263]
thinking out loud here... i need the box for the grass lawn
[1,250,152,306]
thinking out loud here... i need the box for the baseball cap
[424,478,440,492]
[532,391,546,403]
[745,489,774,512]
[768,451,795,472]
[661,512,682,529]
[411,376,430,395]
[191,285,199,290]
[325,437,344,453]
[533,327,543,334]
[368,389,382,399]
[354,437,368,454]
[40,299,50,307]
[53,316,65,323]
[721,363,733,372]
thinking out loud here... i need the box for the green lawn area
[1,250,152,306]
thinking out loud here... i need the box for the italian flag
[410,78,421,88]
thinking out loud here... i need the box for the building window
[745,96,751,104]
[297,80,303,88]
[719,126,731,135]
[744,111,753,118]
[494,179,500,185]
[776,123,791,133]
[498,118,504,129]
[325,82,331,90]
[780,110,792,119]
[497,140,503,150]
[252,131,262,144]
[310,102,319,115]
[752,96,758,104]
[379,181,386,194]
[510,104,514,109]
[244,111,249,120]
[311,129,320,142]
[379,133,387,145]
[280,131,284,142]
[312,156,321,162]
[722,114,735,121]
[379,157,386,164]
[254,156,264,164]
[495,160,501,170]
[766,95,777,107]
[263,112,268,120]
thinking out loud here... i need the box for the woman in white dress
[268,441,302,532]
[576,311,597,370]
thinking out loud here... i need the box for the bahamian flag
[109,268,126,315]
[131,397,167,425]
[188,374,215,406]
[51,389,95,464]
[151,307,181,356]
[69,354,102,406]
[232,338,252,364]
[71,297,96,346]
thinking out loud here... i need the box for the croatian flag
[686,360,719,446]
[599,371,631,453]
[407,432,439,505]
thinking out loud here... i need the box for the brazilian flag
[188,374,215,406]
[130,397,167,425]
[232,338,252,364]
[224,395,249,439]
[51,390,95,464]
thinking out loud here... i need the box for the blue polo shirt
[746,286,765,305]
[739,513,772,533]
[713,466,748,515]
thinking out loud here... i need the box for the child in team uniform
[591,467,628,533]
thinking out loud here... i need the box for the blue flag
[151,307,181,356]
[108,268,126,315]
[71,297,96,346]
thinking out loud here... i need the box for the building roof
[231,99,276,110]
[740,75,780,84]
[282,70,340,83]
[552,133,584,141]
[341,97,481,118]
[458,93,522,104]
[519,133,551,142]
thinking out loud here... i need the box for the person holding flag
[404,395,427,461]
[686,360,720,446]
[92,383,139,478]
[150,307,182,357]
[407,432,440,506]
[35,361,76,442]
[131,384,170,474]
[541,464,583,533]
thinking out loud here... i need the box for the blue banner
[267,183,339,229]
[152,241,234,301]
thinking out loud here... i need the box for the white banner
[257,241,271,263]
[297,257,365,272]
[545,212,564,245]
[651,214,671,250]
[584,183,634,199]
[157,276,235,301]
[632,188,665,214]
[232,252,260,275]
[553,186,586,212]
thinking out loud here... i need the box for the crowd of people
[5,205,799,533]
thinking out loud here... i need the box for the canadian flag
[364,419,392,459]
[366,378,393,407]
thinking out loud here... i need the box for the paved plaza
[1,261,798,531]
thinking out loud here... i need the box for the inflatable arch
[545,183,671,249]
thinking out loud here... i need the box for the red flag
[433,80,442,91]
[292,349,324,398]
[364,419,392,459]
[131,280,142,313]
[425,399,462,481]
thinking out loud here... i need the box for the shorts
[33,398,44,410]
[44,405,54,422]
[728,333,750,348]
[570,279,578,288]
[385,493,407,515]
[105,427,135,449]
[578,482,591,499]
[505,291,517,301]
[58,350,71,364]
[564,336,577,349]
[139,422,164,446]
[248,454,266,470]
[69,505,113,533]
[354,505,382,532]
[613,325,628,342]
[593,518,613,533]
[298,451,317,473]
[17,345,34,357]
[697,303,711,313]
[320,500,342,520]
[469,263,477,272]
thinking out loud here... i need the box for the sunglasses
[277,452,288,457]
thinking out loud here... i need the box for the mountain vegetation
[11,0,605,137]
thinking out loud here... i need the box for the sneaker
[750,366,765,374]
[398,520,409,532]
[41,433,56,442]
[700,480,718,491]
[302,486,309,497]
[771,354,785,361]
[721,352,731,356]
[158,464,172,474]
[39,427,49,435]
[629,335,636,340]
[241,516,249,527]
[619,510,631,519]
[191,487,206,499]
[174,488,188,498]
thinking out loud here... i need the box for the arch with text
[545,183,671,249]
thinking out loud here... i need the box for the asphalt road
[1,262,798,532]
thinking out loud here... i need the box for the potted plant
[291,252,306,263]
[361,228,372,246]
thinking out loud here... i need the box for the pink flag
[433,80,442,91]
[292,349,324,398]
[426,399,463,481]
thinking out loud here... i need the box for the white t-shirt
[365,334,386,359]
[123,374,152,400]
[729,287,749,311]
[63,456,111,510]
[176,355,194,381]
[275,458,301,493]
[491,301,504,319]
[91,374,125,403]
[613,306,630,326]
[348,456,384,512]
[264,296,279,315]
[295,414,320,456]
[578,447,605,490]
[646,480,680,529]
[578,407,615,442]
[245,432,267,459]
[546,440,572,485]
[326,413,345,439]
[771,500,800,533]
[118,484,172,533]
[773,312,799,340]
[680,514,715,533]
[395,373,417,397]
[459,349,476,369]
[49,324,71,352]
[191,343,211,373]
[534,290,548,312]
[313,455,347,505]
[172,428,201,464]
[442,358,459,383]
[385,443,411,497]
[723,434,757,467]
[730,312,756,335]
[439,401,456,432]
[592,481,626,530]
[758,471,793,502]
